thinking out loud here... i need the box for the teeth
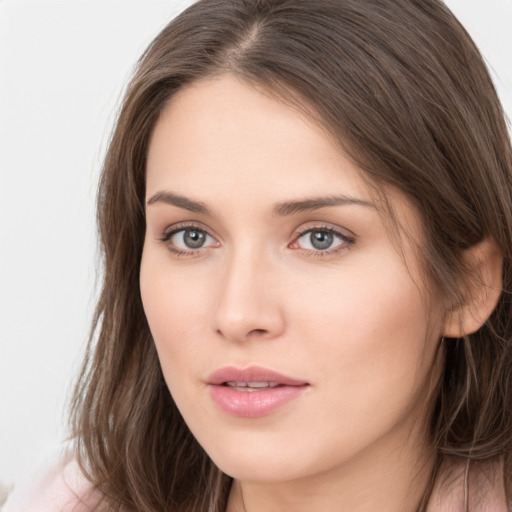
[248,381,278,388]
[225,381,280,389]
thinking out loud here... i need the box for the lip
[207,366,310,418]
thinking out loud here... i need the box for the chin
[213,454,306,483]
[196,431,330,484]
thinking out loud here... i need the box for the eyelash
[158,223,356,258]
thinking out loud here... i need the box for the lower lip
[208,384,308,418]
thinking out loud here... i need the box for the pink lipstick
[207,366,309,417]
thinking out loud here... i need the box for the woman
[6,0,512,510]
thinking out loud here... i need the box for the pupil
[184,230,206,249]
[310,231,333,250]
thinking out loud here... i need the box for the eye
[290,226,354,254]
[160,225,219,254]
[302,230,338,251]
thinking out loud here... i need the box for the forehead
[146,74,370,204]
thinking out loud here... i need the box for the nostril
[215,327,270,341]
[248,328,268,336]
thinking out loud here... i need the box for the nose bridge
[212,243,284,342]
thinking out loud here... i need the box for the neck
[226,427,436,512]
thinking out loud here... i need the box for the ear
[442,238,503,338]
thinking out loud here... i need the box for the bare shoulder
[3,452,104,512]
[427,456,509,512]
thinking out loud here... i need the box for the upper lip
[207,365,309,386]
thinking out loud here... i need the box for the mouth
[207,366,310,418]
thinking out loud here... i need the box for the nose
[211,248,286,343]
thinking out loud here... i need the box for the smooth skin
[140,75,501,512]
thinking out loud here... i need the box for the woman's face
[140,75,445,483]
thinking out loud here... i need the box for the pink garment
[3,453,101,512]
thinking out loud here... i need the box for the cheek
[274,266,438,469]
[290,257,436,400]
[139,246,219,399]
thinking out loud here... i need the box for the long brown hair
[71,1,512,510]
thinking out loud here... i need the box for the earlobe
[442,238,503,338]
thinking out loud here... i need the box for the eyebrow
[146,190,375,216]
[147,191,210,214]
[273,195,375,216]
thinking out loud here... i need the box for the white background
[1,0,511,491]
